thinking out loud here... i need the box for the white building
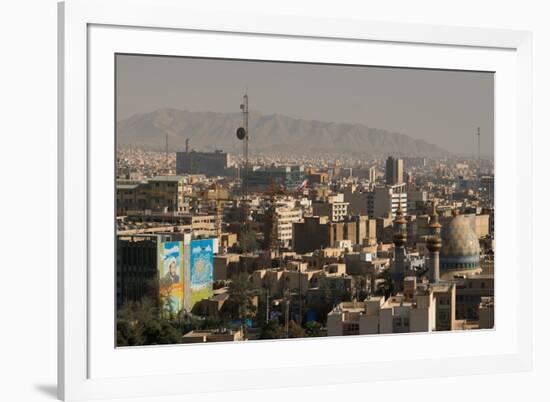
[275,206,302,248]
[367,183,407,218]
[312,193,349,222]
[327,277,437,336]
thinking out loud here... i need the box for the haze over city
[115,54,495,346]
[116,55,494,157]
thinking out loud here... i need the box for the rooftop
[149,175,187,182]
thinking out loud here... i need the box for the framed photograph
[58,0,533,400]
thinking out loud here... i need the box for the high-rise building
[247,165,306,191]
[312,194,349,222]
[385,156,404,185]
[366,184,407,218]
[368,166,376,183]
[176,150,231,177]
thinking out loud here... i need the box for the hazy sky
[116,54,494,157]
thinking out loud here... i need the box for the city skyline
[116,55,494,157]
[116,56,495,347]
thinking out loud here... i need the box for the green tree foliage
[304,321,323,337]
[116,318,140,346]
[141,319,181,345]
[239,230,260,253]
[376,268,395,298]
[259,320,283,339]
[228,273,256,324]
[116,298,183,346]
[307,276,346,325]
[201,316,227,331]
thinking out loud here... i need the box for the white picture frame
[58,0,533,400]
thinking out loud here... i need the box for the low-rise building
[478,296,495,329]
[181,329,243,343]
[326,277,437,336]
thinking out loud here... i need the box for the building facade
[176,150,231,177]
[385,156,404,185]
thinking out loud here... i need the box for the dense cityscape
[115,95,494,346]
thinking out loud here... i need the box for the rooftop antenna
[236,91,250,251]
[237,91,249,193]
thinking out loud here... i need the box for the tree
[259,320,283,339]
[141,319,181,345]
[287,320,305,338]
[116,297,183,346]
[304,321,323,337]
[116,318,140,346]
[228,273,256,333]
[239,230,259,253]
[376,269,395,298]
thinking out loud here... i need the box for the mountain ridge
[117,108,451,157]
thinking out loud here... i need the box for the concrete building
[275,206,303,248]
[368,166,376,183]
[456,274,494,320]
[247,165,306,191]
[344,190,370,216]
[214,254,241,280]
[367,184,407,218]
[312,199,349,222]
[116,176,191,215]
[183,214,218,238]
[292,216,332,254]
[181,329,243,343]
[432,282,457,331]
[147,175,189,213]
[385,156,404,185]
[376,216,394,244]
[307,171,329,186]
[176,150,231,177]
[116,183,149,214]
[407,189,429,215]
[218,232,238,252]
[116,233,185,307]
[478,297,495,329]
[326,278,437,336]
[292,215,374,254]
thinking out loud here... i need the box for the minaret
[427,201,442,283]
[393,199,407,291]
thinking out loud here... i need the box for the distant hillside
[117,108,451,157]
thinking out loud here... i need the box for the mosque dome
[440,214,481,272]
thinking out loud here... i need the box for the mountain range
[117,108,451,157]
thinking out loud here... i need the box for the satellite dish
[236,127,246,140]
